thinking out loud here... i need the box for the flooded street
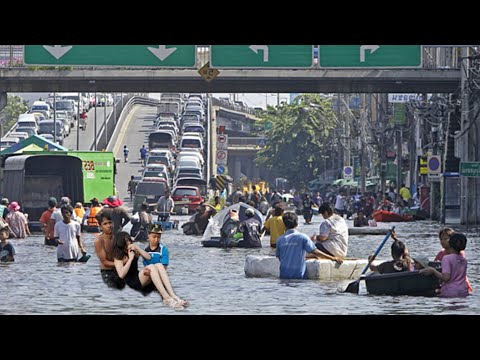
[1,216,479,315]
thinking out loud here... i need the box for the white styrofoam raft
[245,255,381,280]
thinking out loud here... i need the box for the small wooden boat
[365,270,440,296]
[372,210,414,222]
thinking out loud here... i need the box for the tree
[255,94,338,190]
[0,95,29,137]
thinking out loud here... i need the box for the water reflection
[0,217,478,314]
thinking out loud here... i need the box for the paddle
[344,225,396,294]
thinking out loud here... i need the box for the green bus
[1,150,116,223]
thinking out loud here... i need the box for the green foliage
[0,95,29,135]
[255,94,338,189]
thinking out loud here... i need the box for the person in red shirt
[40,197,58,246]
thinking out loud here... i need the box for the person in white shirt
[54,204,85,262]
[50,197,79,235]
[311,202,348,258]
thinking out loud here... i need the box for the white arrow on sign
[43,45,73,60]
[148,45,177,61]
[249,45,269,62]
[359,45,379,62]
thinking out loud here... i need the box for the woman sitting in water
[112,231,187,310]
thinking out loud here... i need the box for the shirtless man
[94,212,126,289]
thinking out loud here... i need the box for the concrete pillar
[0,92,7,111]
[234,156,242,183]
[252,157,260,181]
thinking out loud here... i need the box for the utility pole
[396,125,402,196]
[94,92,97,151]
[344,94,351,167]
[76,92,80,151]
[379,94,387,196]
[104,93,107,149]
[360,94,367,195]
[460,47,469,224]
[53,93,57,145]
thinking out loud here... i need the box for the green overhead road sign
[210,45,314,68]
[319,45,422,68]
[24,45,197,67]
[460,162,480,177]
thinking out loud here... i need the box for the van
[148,131,175,150]
[180,136,203,152]
[31,101,51,118]
[37,120,64,144]
[9,132,29,141]
[177,157,201,169]
[176,151,204,165]
[54,100,77,125]
[57,92,88,112]
[17,113,38,130]
[0,137,20,150]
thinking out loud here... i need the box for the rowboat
[372,210,414,222]
[365,270,440,296]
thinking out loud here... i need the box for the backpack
[220,218,241,247]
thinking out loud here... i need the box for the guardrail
[211,97,258,115]
[106,96,159,152]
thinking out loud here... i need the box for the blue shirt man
[276,229,316,279]
[276,212,342,279]
[143,243,169,267]
[142,223,169,267]
[140,146,148,158]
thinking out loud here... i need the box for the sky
[148,93,294,109]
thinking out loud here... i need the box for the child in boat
[434,228,472,294]
[368,232,413,274]
[420,232,469,298]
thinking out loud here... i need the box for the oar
[344,225,396,294]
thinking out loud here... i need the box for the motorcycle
[79,112,87,131]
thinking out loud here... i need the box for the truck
[0,150,116,229]
[157,101,181,118]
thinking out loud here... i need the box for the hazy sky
[149,93,294,109]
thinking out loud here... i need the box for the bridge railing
[106,96,158,152]
[211,97,257,115]
[0,45,23,67]
[422,46,462,69]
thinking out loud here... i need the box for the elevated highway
[0,68,461,93]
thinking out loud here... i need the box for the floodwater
[1,216,479,315]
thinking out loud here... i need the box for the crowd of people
[0,180,471,303]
